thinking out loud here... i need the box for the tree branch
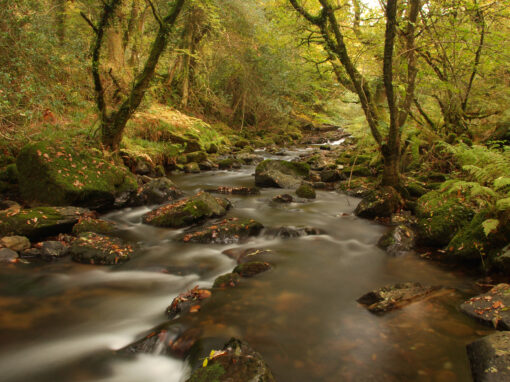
[80,12,99,34]
[145,0,164,27]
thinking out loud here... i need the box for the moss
[186,151,207,164]
[296,183,316,199]
[218,158,242,170]
[187,363,225,382]
[404,181,428,197]
[72,218,115,235]
[0,164,19,184]
[16,141,137,208]
[213,273,241,288]
[184,162,201,173]
[340,165,373,177]
[233,261,271,277]
[256,160,310,177]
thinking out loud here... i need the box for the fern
[496,198,510,211]
[482,219,499,237]
[440,180,497,208]
[494,177,510,193]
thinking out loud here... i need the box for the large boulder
[414,190,475,247]
[186,338,275,382]
[467,332,510,382]
[357,282,443,314]
[296,183,316,199]
[16,142,138,209]
[461,284,510,330]
[255,160,310,189]
[70,232,136,265]
[354,186,403,219]
[142,192,230,228]
[177,218,263,244]
[0,206,90,240]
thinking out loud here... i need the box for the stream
[0,149,492,382]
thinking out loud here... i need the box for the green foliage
[439,180,497,209]
[482,219,499,237]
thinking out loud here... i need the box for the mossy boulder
[184,162,201,173]
[177,218,263,244]
[70,232,136,265]
[186,151,208,164]
[16,142,138,209]
[233,261,271,277]
[72,217,115,235]
[218,158,242,170]
[255,160,310,189]
[414,190,475,247]
[377,225,415,256]
[296,183,316,199]
[0,206,89,240]
[320,169,343,182]
[213,272,241,288]
[354,186,403,219]
[340,165,373,178]
[142,192,230,228]
[186,338,275,382]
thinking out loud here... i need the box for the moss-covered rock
[320,169,343,182]
[177,218,263,244]
[142,192,230,228]
[186,338,275,382]
[414,190,475,247]
[354,186,403,219]
[72,217,115,235]
[0,164,19,184]
[377,225,415,256]
[218,158,242,170]
[296,183,316,199]
[130,177,184,206]
[184,162,201,173]
[206,143,218,154]
[255,160,310,189]
[70,232,136,265]
[16,142,138,209]
[186,151,208,164]
[0,206,89,240]
[213,272,241,288]
[404,181,428,197]
[340,165,373,178]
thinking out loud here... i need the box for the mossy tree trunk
[289,0,421,189]
[81,0,186,150]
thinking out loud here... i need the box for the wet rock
[264,226,325,239]
[461,284,510,330]
[142,192,230,228]
[320,169,343,183]
[20,248,41,258]
[72,218,115,235]
[0,206,90,240]
[40,241,68,261]
[0,236,30,252]
[272,194,293,203]
[16,142,138,209]
[70,232,136,265]
[255,160,310,189]
[218,158,242,170]
[120,325,202,359]
[222,247,273,264]
[205,186,260,196]
[377,225,415,256]
[233,261,271,277]
[198,161,215,171]
[236,153,264,165]
[0,248,18,263]
[176,218,263,244]
[213,273,241,288]
[467,332,510,382]
[130,177,184,206]
[166,286,212,319]
[186,338,275,382]
[296,183,316,199]
[357,282,442,314]
[354,186,403,219]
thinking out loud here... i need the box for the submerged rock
[130,177,184,206]
[222,247,273,264]
[255,159,310,189]
[264,226,325,239]
[186,338,275,382]
[233,261,271,278]
[205,186,260,195]
[142,192,230,228]
[70,232,136,265]
[467,332,510,382]
[213,272,241,288]
[0,206,90,240]
[0,248,18,263]
[377,225,415,256]
[166,286,212,319]
[461,284,510,330]
[272,194,294,203]
[354,186,403,219]
[40,240,68,261]
[176,218,263,244]
[357,282,442,314]
[16,141,138,209]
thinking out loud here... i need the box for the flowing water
[0,149,492,382]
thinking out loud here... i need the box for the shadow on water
[0,154,491,382]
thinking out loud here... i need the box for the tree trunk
[381,149,400,187]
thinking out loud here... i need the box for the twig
[80,12,99,34]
